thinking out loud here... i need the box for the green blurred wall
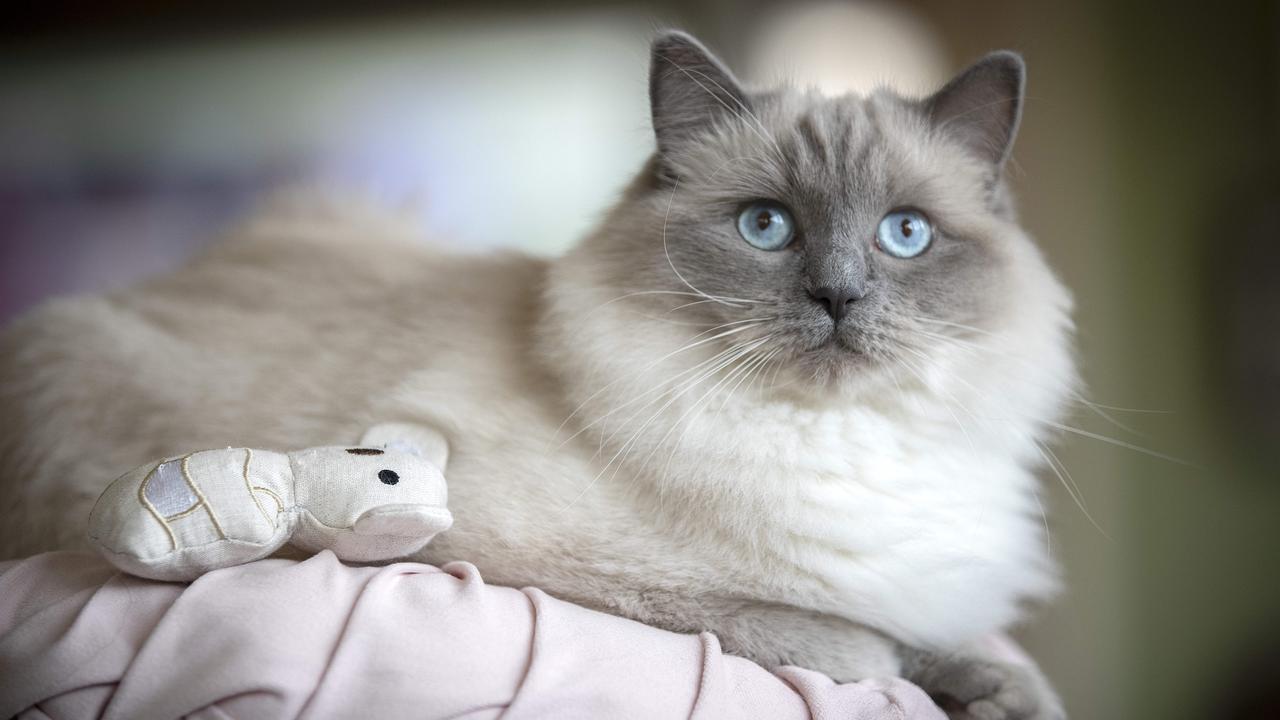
[1106,3,1280,719]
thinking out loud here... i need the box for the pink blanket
[0,551,945,719]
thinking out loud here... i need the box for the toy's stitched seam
[165,504,203,521]
[242,448,273,526]
[137,459,178,551]
[253,486,285,515]
[182,454,226,540]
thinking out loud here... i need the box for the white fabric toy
[87,423,452,581]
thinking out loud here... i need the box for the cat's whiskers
[600,335,772,458]
[597,324,771,416]
[1033,486,1053,559]
[663,175,761,309]
[1032,438,1111,540]
[576,339,754,469]
[598,289,757,310]
[885,359,914,414]
[902,327,1165,457]
[654,67,789,312]
[598,337,760,448]
[1036,439,1091,514]
[892,340,1104,536]
[700,344,783,431]
[563,336,759,458]
[651,341,781,485]
[554,321,755,447]
[891,327,1196,536]
[894,349,979,456]
[559,335,772,512]
[764,347,790,392]
[1040,420,1193,466]
[551,318,775,447]
[618,311,733,328]
[584,289,769,330]
[739,346,786,405]
[639,339,777,486]
[906,318,1156,437]
[666,297,729,313]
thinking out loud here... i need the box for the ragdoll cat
[0,32,1073,718]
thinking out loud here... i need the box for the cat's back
[124,194,545,342]
[0,196,549,555]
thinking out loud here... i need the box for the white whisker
[551,318,774,446]
[570,337,759,455]
[560,336,772,511]
[905,321,1158,437]
[1042,421,1194,467]
[1033,488,1052,558]
[654,341,777,479]
[896,350,979,455]
[1033,440,1111,540]
[662,175,760,309]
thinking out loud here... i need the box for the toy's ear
[360,422,450,469]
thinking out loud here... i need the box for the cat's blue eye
[737,202,795,251]
[876,209,933,258]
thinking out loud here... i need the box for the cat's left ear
[649,31,750,169]
[925,51,1025,167]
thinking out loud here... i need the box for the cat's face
[569,32,1071,398]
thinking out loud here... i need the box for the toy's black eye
[378,469,400,485]
[347,448,384,455]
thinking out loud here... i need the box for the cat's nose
[808,286,863,322]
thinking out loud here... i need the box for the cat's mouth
[775,317,885,376]
[798,333,873,363]
[802,336,861,353]
[796,322,871,354]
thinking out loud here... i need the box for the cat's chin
[781,340,900,399]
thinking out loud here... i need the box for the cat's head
[549,31,1074,427]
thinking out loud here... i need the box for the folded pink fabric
[0,551,945,719]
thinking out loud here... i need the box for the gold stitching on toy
[138,459,178,551]
[182,454,226,540]
[242,448,273,526]
[252,485,285,514]
[165,504,203,521]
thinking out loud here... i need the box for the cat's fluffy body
[0,33,1074,705]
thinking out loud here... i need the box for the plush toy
[87,423,453,581]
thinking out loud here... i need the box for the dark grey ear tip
[928,50,1027,166]
[647,27,747,164]
[977,50,1026,87]
[985,49,1025,67]
[651,29,714,62]
[652,29,701,50]
[649,29,739,88]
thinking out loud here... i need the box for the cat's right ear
[924,51,1026,167]
[649,31,749,176]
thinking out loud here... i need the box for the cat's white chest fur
[626,380,1057,649]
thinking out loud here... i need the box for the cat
[0,31,1073,718]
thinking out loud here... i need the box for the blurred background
[2,2,1278,717]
